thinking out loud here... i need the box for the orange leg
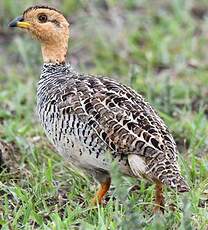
[153,181,165,214]
[92,177,111,205]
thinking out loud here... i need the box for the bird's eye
[38,14,48,23]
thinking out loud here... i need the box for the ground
[0,0,208,229]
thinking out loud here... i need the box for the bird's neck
[41,41,68,64]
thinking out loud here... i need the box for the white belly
[38,105,132,176]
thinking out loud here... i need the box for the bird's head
[9,5,69,64]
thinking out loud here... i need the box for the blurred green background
[0,0,208,229]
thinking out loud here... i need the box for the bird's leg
[92,177,111,205]
[153,181,165,213]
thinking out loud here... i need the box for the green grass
[0,0,208,229]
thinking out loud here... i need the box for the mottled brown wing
[61,75,177,160]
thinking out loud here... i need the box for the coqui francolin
[9,5,189,213]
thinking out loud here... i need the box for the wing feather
[59,75,177,161]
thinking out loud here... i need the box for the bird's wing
[59,74,177,162]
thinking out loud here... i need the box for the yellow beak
[16,21,31,29]
[8,16,31,29]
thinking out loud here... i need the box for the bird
[9,5,189,212]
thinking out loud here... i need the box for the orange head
[9,6,69,64]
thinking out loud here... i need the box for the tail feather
[128,154,190,192]
[163,174,190,192]
[151,161,190,192]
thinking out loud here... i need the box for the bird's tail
[163,173,190,192]
[150,161,190,192]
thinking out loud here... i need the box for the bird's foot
[153,204,165,214]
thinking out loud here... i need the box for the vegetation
[0,0,207,229]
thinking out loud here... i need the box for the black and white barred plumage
[37,63,189,192]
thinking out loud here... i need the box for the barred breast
[37,64,132,177]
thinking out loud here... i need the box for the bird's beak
[8,16,31,29]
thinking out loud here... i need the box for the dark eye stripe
[50,19,60,27]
